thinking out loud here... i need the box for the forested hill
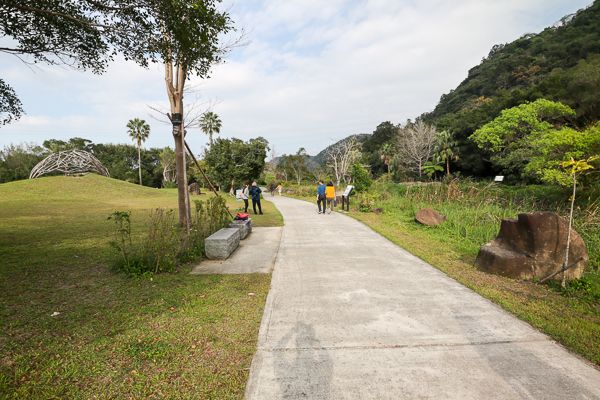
[415,0,600,178]
[308,133,369,169]
[423,1,600,125]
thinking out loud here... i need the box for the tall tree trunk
[446,157,450,175]
[229,177,235,196]
[166,61,191,228]
[138,146,142,185]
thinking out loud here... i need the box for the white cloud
[1,0,593,156]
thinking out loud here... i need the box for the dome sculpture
[29,149,110,179]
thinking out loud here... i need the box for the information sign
[343,185,354,197]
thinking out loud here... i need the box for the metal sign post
[341,185,354,212]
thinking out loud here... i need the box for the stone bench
[205,228,240,260]
[229,218,252,240]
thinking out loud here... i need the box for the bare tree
[268,146,279,172]
[326,137,362,186]
[150,5,248,228]
[148,93,220,132]
[397,120,437,177]
[283,148,310,186]
[159,147,176,184]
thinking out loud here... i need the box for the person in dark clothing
[316,180,327,214]
[269,182,276,196]
[249,182,263,215]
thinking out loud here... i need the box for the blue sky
[0,0,593,157]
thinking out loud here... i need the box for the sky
[0,0,593,157]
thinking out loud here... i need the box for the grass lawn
[283,186,600,367]
[0,174,281,399]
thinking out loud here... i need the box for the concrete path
[245,195,600,399]
[190,227,282,275]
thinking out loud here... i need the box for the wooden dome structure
[29,149,110,179]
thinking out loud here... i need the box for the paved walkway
[245,195,600,399]
[190,227,282,274]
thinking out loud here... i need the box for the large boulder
[188,182,201,195]
[474,212,588,280]
[415,208,445,226]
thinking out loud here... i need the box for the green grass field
[0,174,281,399]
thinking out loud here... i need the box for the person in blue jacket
[316,180,327,214]
[249,182,263,215]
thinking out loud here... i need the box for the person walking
[316,180,327,214]
[249,182,263,215]
[269,182,276,196]
[276,183,283,196]
[325,181,336,214]
[241,182,250,213]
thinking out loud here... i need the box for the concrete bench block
[205,228,241,260]
[229,218,253,240]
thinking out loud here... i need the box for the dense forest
[419,1,600,178]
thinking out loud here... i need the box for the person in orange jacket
[325,181,336,214]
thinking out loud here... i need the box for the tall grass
[108,197,233,277]
[282,178,600,272]
[378,179,600,272]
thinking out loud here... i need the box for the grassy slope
[0,175,280,399]
[284,189,600,367]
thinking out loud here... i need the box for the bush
[107,197,232,276]
[351,163,373,192]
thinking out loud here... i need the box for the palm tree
[379,143,394,175]
[433,130,459,175]
[199,111,222,147]
[127,118,150,185]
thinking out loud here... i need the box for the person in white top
[241,182,250,213]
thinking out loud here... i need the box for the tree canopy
[204,137,269,195]
[0,0,233,125]
[470,99,600,184]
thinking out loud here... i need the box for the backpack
[235,213,249,221]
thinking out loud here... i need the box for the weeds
[145,208,180,275]
[107,211,133,264]
[107,197,232,276]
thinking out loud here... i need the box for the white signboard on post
[343,185,354,197]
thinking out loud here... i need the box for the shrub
[107,197,232,276]
[351,163,372,192]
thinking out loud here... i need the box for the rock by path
[245,195,600,399]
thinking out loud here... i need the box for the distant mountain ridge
[307,133,370,169]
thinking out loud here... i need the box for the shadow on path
[454,312,599,400]
[274,322,334,399]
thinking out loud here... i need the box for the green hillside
[417,1,600,177]
[0,173,273,398]
[425,1,600,124]
[0,173,173,202]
